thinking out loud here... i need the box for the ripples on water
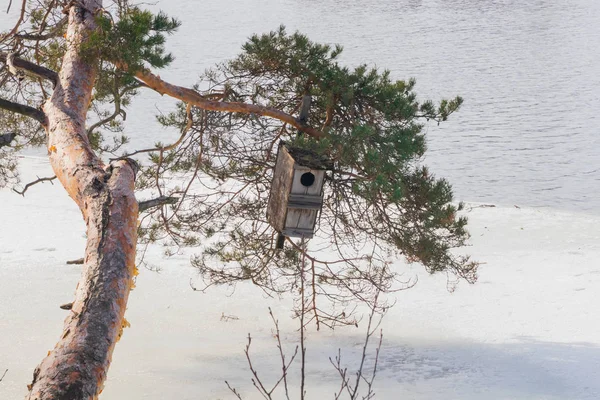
[2,1,600,212]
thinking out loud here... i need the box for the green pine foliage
[140,26,477,320]
[88,7,180,71]
[0,2,476,323]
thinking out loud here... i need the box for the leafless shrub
[228,292,385,400]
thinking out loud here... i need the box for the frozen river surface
[132,0,600,213]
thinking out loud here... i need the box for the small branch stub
[0,132,16,148]
[12,176,56,196]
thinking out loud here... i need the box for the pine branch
[15,17,68,41]
[0,98,46,124]
[0,52,58,86]
[130,67,325,140]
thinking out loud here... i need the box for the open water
[3,0,600,213]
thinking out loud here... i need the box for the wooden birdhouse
[267,142,333,243]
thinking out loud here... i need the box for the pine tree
[0,2,476,398]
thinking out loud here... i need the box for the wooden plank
[297,209,317,231]
[287,203,322,210]
[267,145,295,231]
[305,170,324,196]
[284,209,301,230]
[290,169,325,195]
[285,208,317,231]
[288,194,323,209]
[282,227,315,239]
[290,169,310,195]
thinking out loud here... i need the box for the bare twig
[113,103,193,161]
[331,349,350,400]
[363,330,384,400]
[12,175,57,196]
[0,369,7,383]
[225,381,243,400]
[66,258,84,265]
[0,0,26,43]
[244,334,271,400]
[16,17,68,41]
[299,238,307,400]
[225,381,242,400]
[220,312,239,322]
[351,292,381,398]
[329,290,385,400]
[236,308,299,400]
[268,308,298,400]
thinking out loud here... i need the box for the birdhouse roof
[281,142,334,170]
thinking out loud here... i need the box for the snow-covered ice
[1,157,599,399]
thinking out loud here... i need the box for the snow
[1,156,600,399]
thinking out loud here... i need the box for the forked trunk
[26,2,139,399]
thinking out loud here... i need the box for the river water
[3,1,600,213]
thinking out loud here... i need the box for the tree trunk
[26,2,139,399]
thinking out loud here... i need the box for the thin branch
[0,0,26,44]
[138,196,179,212]
[0,98,46,124]
[0,369,7,383]
[114,103,193,160]
[268,308,298,400]
[15,17,67,41]
[12,175,56,196]
[0,52,59,86]
[362,329,383,400]
[130,67,325,139]
[244,334,271,400]
[351,292,380,398]
[329,291,385,400]
[299,238,307,400]
[86,106,122,138]
[225,381,243,400]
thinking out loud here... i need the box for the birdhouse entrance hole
[300,172,315,187]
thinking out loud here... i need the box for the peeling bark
[26,2,138,399]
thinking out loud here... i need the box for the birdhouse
[267,142,333,241]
